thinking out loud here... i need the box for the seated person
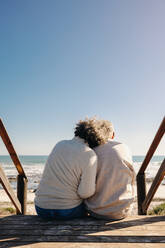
[85,122,136,220]
[34,117,112,220]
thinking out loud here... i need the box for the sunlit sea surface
[0,155,164,190]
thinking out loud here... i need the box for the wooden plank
[0,216,165,235]
[1,222,165,228]
[0,229,165,236]
[1,243,165,248]
[142,159,165,212]
[1,224,165,230]
[0,215,165,221]
[0,119,27,178]
[0,165,21,214]
[0,216,164,247]
[0,235,165,243]
[0,215,165,225]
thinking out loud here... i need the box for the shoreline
[0,183,165,215]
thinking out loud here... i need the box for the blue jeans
[35,203,86,220]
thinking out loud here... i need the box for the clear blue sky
[0,0,164,155]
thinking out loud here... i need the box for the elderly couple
[34,117,135,221]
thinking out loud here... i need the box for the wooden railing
[0,119,28,215]
[137,117,165,215]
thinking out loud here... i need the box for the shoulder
[71,138,97,166]
[94,140,132,156]
[50,139,68,152]
[51,138,97,159]
[110,140,132,163]
[113,141,131,153]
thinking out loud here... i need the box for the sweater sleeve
[77,152,97,199]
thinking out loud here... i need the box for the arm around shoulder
[77,150,97,199]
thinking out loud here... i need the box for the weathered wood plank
[0,216,164,247]
[1,242,165,248]
[1,224,165,230]
[0,165,21,213]
[0,220,165,228]
[0,229,165,236]
[0,216,165,231]
[0,215,164,223]
[0,235,165,243]
[1,221,165,227]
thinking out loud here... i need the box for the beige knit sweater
[34,137,97,209]
[85,140,136,219]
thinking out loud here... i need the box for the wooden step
[0,215,165,247]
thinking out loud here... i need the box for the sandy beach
[0,183,164,215]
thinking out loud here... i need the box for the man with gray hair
[85,123,135,220]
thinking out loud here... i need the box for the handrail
[138,117,165,174]
[0,118,27,214]
[0,165,21,213]
[137,117,165,215]
[142,159,165,212]
[0,119,27,179]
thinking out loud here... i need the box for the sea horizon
[0,154,164,162]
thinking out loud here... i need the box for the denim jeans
[35,203,86,220]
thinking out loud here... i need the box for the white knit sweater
[34,137,97,209]
[85,140,136,219]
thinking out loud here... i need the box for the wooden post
[137,173,147,215]
[17,175,27,215]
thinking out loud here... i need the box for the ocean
[0,155,164,190]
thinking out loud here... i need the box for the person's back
[35,137,97,210]
[85,140,136,220]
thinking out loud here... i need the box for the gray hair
[74,117,114,148]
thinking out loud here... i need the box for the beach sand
[0,183,164,215]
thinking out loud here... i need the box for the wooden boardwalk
[0,215,165,248]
